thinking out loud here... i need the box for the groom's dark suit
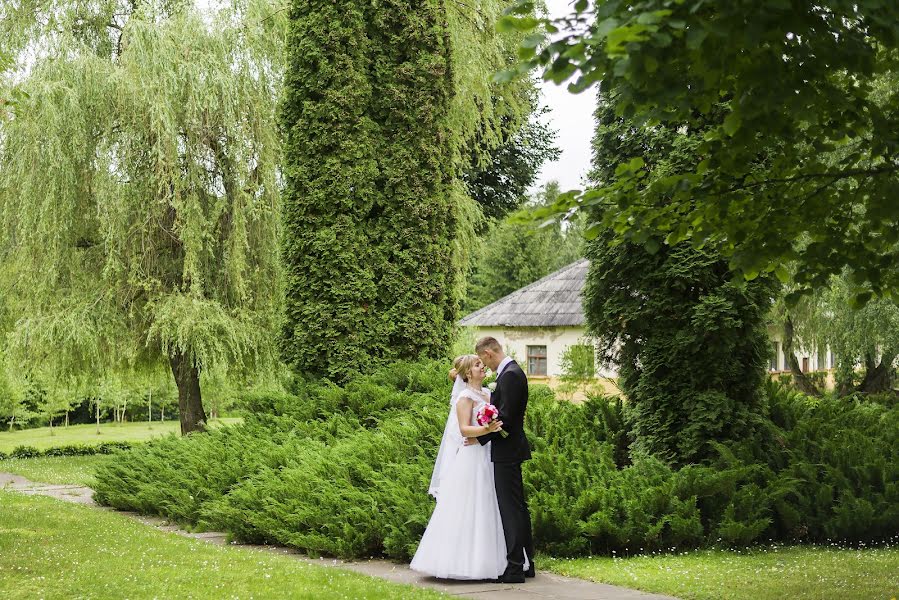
[477,359,534,581]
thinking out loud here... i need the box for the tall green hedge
[280,1,457,380]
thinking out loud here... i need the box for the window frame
[527,345,548,377]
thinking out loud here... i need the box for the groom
[466,336,535,583]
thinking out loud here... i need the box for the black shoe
[524,568,536,578]
[496,573,526,584]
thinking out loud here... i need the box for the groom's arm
[476,373,527,444]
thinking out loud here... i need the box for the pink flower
[476,403,508,438]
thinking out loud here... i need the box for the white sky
[531,0,596,193]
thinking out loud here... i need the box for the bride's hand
[486,419,503,433]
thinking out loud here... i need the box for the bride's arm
[455,397,502,437]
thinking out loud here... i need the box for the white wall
[468,326,614,378]
[766,325,834,372]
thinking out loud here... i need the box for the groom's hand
[463,437,478,446]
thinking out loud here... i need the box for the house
[460,259,834,392]
[459,259,618,394]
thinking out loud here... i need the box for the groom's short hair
[475,336,502,354]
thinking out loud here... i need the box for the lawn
[0,418,241,452]
[0,455,111,486]
[0,491,444,600]
[542,546,899,600]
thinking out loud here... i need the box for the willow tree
[0,1,286,434]
[281,0,536,379]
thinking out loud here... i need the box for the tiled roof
[459,259,588,327]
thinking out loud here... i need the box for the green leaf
[584,222,604,240]
[521,33,544,49]
[594,17,620,39]
[686,26,708,49]
[644,238,660,254]
[722,112,741,137]
[849,291,873,309]
[497,16,540,33]
[492,69,517,84]
[774,265,790,284]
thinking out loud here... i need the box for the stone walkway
[0,472,677,600]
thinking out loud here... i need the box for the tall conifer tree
[281,1,526,379]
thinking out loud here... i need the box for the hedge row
[93,362,899,559]
[0,441,133,460]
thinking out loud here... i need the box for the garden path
[0,472,677,600]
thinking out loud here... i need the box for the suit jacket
[478,360,532,463]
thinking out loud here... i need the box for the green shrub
[10,445,41,458]
[3,442,134,459]
[94,364,899,560]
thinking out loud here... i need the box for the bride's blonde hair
[452,354,479,382]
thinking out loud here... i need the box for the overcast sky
[531,0,596,194]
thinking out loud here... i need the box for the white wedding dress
[410,388,508,580]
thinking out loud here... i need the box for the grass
[0,491,444,600]
[0,455,112,486]
[542,546,899,600]
[0,418,241,452]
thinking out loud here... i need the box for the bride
[410,354,508,580]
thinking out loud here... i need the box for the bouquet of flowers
[476,403,508,438]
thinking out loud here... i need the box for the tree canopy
[501,1,899,300]
[462,104,560,223]
[585,97,772,465]
[0,0,286,433]
[463,181,583,313]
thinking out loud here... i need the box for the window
[829,350,835,369]
[769,342,780,371]
[817,349,825,371]
[527,345,547,376]
[802,357,809,373]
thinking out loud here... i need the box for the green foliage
[511,1,899,299]
[463,181,583,313]
[0,441,132,460]
[462,106,561,222]
[93,364,899,560]
[777,269,899,395]
[280,1,458,380]
[0,1,286,428]
[584,100,772,465]
[585,235,773,465]
[556,342,603,401]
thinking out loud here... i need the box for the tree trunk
[148,388,152,427]
[857,350,896,394]
[169,350,207,435]
[65,411,69,428]
[96,401,101,434]
[783,315,823,397]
